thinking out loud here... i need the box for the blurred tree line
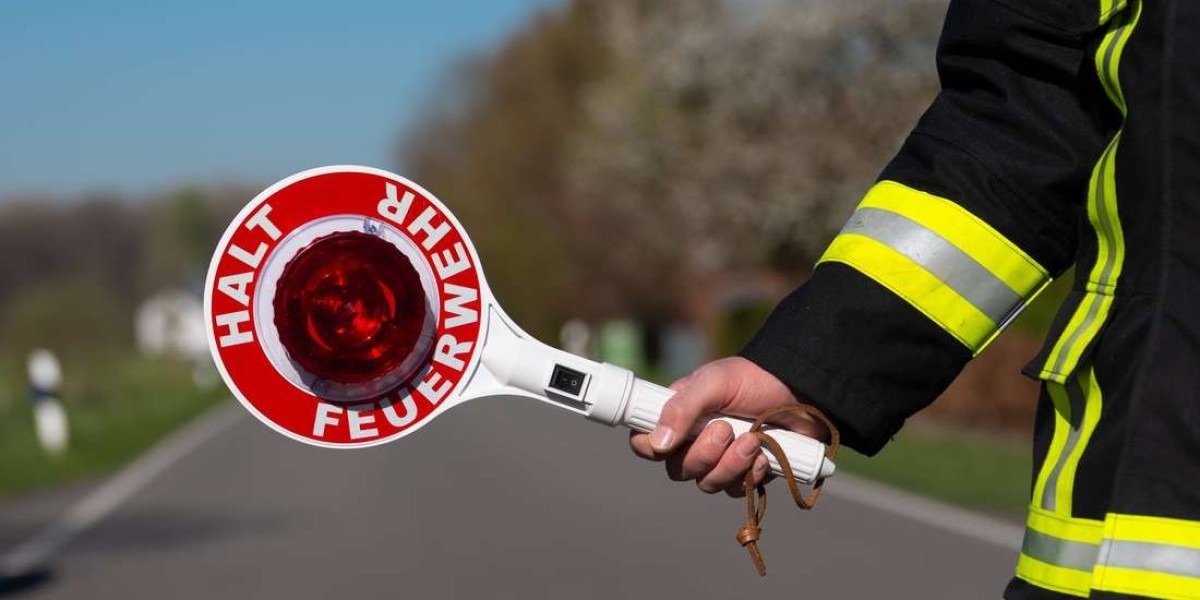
[400,0,948,339]
[0,187,245,491]
[0,187,252,375]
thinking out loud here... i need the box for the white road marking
[825,473,1025,551]
[0,403,243,575]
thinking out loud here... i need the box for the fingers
[663,420,734,481]
[629,371,705,462]
[725,455,771,498]
[628,431,661,461]
[697,433,767,493]
[649,364,731,455]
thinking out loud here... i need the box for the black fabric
[740,263,969,456]
[1003,579,1161,600]
[1068,296,1146,521]
[741,0,1108,455]
[1013,3,1200,596]
[1030,387,1057,498]
[1089,593,1163,600]
[885,0,1115,274]
[1004,577,1080,600]
[749,1,1200,596]
[1101,0,1200,524]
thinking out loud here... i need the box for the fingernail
[650,426,676,451]
[709,425,732,445]
[736,435,760,458]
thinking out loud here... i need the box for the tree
[401,0,614,337]
[400,0,947,327]
[562,0,946,292]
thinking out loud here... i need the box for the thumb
[650,364,732,453]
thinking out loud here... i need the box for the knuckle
[658,398,685,422]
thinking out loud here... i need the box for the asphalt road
[2,400,1021,599]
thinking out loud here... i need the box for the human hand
[628,357,829,496]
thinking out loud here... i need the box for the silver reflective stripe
[1040,423,1080,512]
[1022,528,1099,572]
[1041,378,1088,512]
[1102,540,1200,579]
[841,208,1023,324]
[1022,529,1200,580]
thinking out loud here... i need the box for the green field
[0,356,226,498]
[836,425,1033,516]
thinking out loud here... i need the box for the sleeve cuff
[738,262,971,456]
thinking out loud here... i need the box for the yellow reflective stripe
[858,181,1049,295]
[1095,513,1200,597]
[1018,508,1104,596]
[1039,289,1118,381]
[1107,514,1200,551]
[1093,566,1200,599]
[1027,505,1105,544]
[822,181,1050,353]
[1099,0,1128,25]
[819,234,997,349]
[1032,382,1073,511]
[1054,368,1103,516]
[1020,508,1200,597]
[1017,553,1093,597]
[1037,0,1140,383]
[1097,4,1139,114]
[1085,138,1124,294]
[1035,370,1100,515]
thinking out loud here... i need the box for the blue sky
[0,0,563,199]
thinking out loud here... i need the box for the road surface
[2,399,1021,598]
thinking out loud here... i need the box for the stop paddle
[204,165,835,483]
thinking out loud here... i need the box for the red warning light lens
[274,231,429,387]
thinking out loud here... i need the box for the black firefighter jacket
[740,0,1200,598]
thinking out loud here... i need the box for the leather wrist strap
[735,403,840,576]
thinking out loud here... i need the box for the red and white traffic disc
[204,166,485,448]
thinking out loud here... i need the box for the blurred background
[0,0,1068,597]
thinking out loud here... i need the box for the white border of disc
[205,165,496,449]
[253,214,441,403]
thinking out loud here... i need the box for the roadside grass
[835,425,1033,517]
[0,356,226,499]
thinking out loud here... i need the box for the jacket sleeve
[740,0,1112,455]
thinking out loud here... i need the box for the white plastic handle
[621,379,835,484]
[478,328,835,485]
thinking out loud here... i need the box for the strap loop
[736,403,840,576]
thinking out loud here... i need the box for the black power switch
[549,365,587,397]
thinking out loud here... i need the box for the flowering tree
[402,0,947,328]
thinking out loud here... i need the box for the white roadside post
[28,349,69,456]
